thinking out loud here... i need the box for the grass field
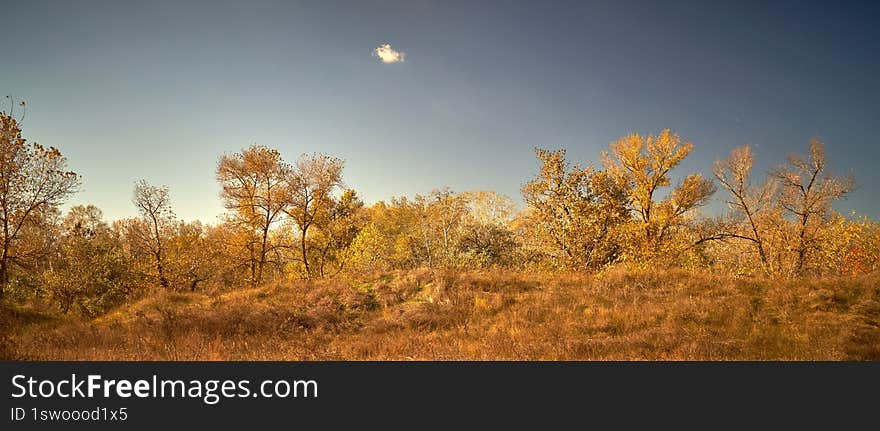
[2,269,879,360]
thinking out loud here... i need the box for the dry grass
[2,268,879,360]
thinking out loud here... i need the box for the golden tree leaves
[603,129,715,255]
[0,112,80,296]
[522,148,630,269]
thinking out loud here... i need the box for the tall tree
[770,139,854,276]
[217,145,290,285]
[285,153,344,278]
[604,129,715,254]
[713,145,777,274]
[0,111,79,297]
[430,187,468,262]
[132,180,174,288]
[412,194,436,267]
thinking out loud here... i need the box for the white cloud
[373,43,405,64]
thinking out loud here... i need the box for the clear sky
[3,0,878,223]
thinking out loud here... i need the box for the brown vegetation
[3,269,878,360]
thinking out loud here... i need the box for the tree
[454,191,518,268]
[197,221,255,288]
[412,194,437,267]
[133,180,174,288]
[345,222,388,272]
[770,139,855,276]
[362,197,431,269]
[816,213,880,276]
[217,145,290,285]
[712,145,777,274]
[0,111,80,297]
[430,187,468,262]
[44,205,129,315]
[522,148,630,269]
[165,221,211,292]
[456,222,517,268]
[284,153,344,278]
[309,188,365,277]
[460,191,517,225]
[604,129,715,255]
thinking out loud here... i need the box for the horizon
[3,0,878,223]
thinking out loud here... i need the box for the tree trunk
[249,242,257,287]
[258,227,269,284]
[151,215,169,288]
[0,258,6,299]
[420,217,432,268]
[0,230,8,299]
[300,224,311,278]
[0,240,10,299]
[156,255,169,289]
[794,213,809,276]
[742,207,771,275]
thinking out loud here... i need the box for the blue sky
[3,0,878,222]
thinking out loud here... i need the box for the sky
[2,0,879,223]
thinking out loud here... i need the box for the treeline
[1,109,878,316]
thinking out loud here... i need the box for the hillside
[3,269,879,360]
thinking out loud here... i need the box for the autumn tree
[770,139,855,276]
[345,222,388,272]
[307,188,365,277]
[165,221,211,291]
[604,129,715,256]
[198,222,255,288]
[455,191,519,268]
[360,197,432,269]
[429,187,468,263]
[456,222,517,267]
[412,194,437,267]
[0,110,80,297]
[284,153,344,278]
[43,205,129,315]
[522,148,630,269]
[460,190,517,225]
[817,214,880,276]
[712,145,777,274]
[217,145,290,285]
[132,180,174,288]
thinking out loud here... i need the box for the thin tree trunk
[420,215,432,268]
[1,222,9,298]
[259,179,272,284]
[743,208,770,275]
[300,224,311,278]
[258,226,269,283]
[0,255,7,299]
[151,215,169,288]
[249,242,257,286]
[795,213,809,276]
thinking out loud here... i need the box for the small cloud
[373,43,405,64]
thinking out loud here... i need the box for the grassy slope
[2,269,879,360]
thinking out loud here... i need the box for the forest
[2,104,879,360]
